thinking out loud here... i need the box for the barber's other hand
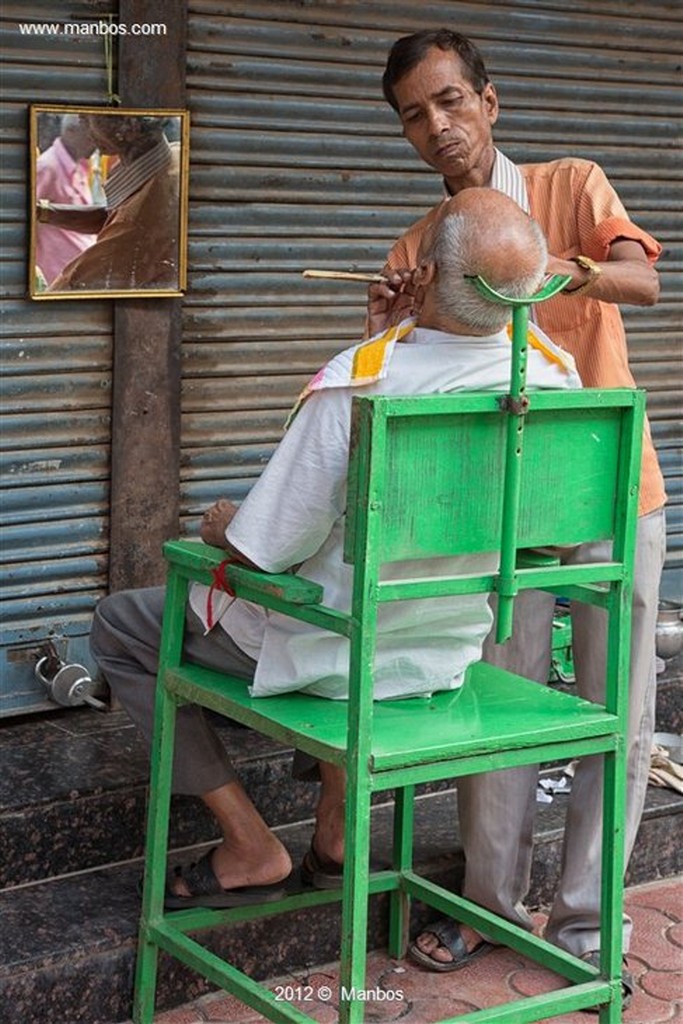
[200,498,238,547]
[546,254,585,290]
[367,268,417,336]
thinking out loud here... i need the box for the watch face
[575,256,599,273]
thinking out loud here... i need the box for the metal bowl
[655,600,683,661]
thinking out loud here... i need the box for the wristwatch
[565,255,602,296]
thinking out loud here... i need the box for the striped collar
[489,148,530,213]
[104,136,171,210]
[444,148,530,214]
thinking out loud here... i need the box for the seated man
[90,187,580,908]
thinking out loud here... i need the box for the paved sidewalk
[123,876,682,1023]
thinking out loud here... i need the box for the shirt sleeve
[35,159,58,201]
[226,390,352,573]
[575,162,662,263]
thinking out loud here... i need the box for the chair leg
[597,745,627,1024]
[388,784,415,958]
[338,771,373,1024]
[132,675,179,1024]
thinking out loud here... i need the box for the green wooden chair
[133,285,643,1024]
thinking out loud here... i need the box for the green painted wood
[165,660,618,772]
[388,784,414,958]
[357,395,637,564]
[164,540,325,604]
[495,300,531,641]
[134,564,188,1023]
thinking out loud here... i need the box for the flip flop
[299,843,387,890]
[300,843,344,889]
[408,917,496,973]
[580,950,634,1011]
[164,848,289,909]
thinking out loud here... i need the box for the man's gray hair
[431,210,548,334]
[60,113,82,132]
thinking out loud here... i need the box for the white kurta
[190,326,580,700]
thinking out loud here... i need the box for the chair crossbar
[402,873,596,980]
[375,563,620,602]
[151,923,314,1023]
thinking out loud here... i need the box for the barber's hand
[200,498,238,548]
[546,254,584,290]
[367,268,418,336]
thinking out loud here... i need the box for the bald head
[60,114,95,161]
[417,187,548,334]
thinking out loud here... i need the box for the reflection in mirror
[30,106,189,299]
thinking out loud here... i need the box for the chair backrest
[344,388,644,582]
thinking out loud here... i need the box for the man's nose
[426,108,450,136]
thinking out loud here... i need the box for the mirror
[29,105,189,299]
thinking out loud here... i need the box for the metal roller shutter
[0,2,115,714]
[1,0,679,718]
[184,0,681,596]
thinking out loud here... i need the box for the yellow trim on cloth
[506,321,577,375]
[286,318,417,426]
[287,316,577,427]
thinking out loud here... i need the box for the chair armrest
[163,539,324,605]
[227,564,324,605]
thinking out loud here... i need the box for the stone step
[3,669,681,890]
[1,782,681,1024]
[1,708,317,888]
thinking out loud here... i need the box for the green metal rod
[466,273,572,643]
[496,301,528,641]
[466,273,572,306]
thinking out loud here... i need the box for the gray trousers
[90,586,257,795]
[458,507,666,956]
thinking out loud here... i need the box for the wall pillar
[108,1,187,590]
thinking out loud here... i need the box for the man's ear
[482,82,499,126]
[413,258,437,287]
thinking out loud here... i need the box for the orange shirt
[384,157,665,516]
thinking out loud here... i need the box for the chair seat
[167,659,616,776]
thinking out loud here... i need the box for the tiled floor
[120,876,682,1023]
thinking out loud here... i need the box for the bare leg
[92,587,291,892]
[170,779,292,896]
[311,761,346,865]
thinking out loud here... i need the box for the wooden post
[108,2,187,591]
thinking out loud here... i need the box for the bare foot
[169,779,292,897]
[414,922,485,965]
[170,837,291,898]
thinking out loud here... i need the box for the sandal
[299,842,386,890]
[164,848,289,909]
[408,917,496,973]
[300,843,344,889]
